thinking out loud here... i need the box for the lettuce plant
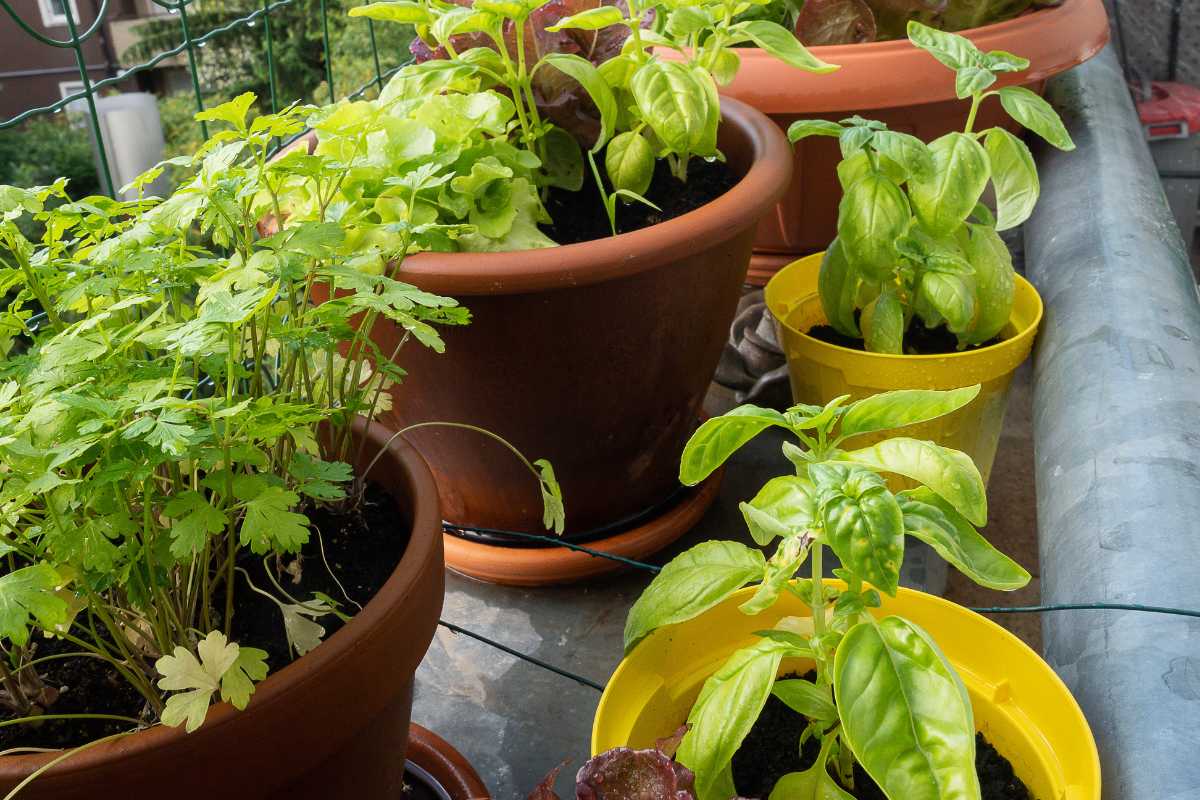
[624,386,1030,800]
[347,0,836,238]
[529,726,700,800]
[769,0,1061,45]
[0,94,561,739]
[787,23,1073,353]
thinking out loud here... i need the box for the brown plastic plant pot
[368,96,791,585]
[0,418,444,800]
[405,724,491,800]
[665,0,1110,285]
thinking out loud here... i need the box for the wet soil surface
[808,316,1002,356]
[540,156,737,245]
[732,674,1031,800]
[0,483,406,751]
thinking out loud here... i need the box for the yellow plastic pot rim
[764,252,1044,364]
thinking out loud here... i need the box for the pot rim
[396,96,793,296]
[754,0,1097,60]
[683,0,1109,114]
[0,418,442,778]
[764,251,1043,367]
[593,580,1101,798]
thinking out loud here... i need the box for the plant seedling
[624,386,1030,800]
[787,22,1074,353]
[348,0,837,237]
[0,93,563,744]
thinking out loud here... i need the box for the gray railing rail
[1026,43,1200,800]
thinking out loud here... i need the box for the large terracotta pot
[378,97,791,583]
[0,419,444,800]
[668,0,1109,284]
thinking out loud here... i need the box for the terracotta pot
[666,0,1110,284]
[406,724,490,800]
[373,97,791,583]
[0,419,444,800]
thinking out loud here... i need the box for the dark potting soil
[731,674,1032,800]
[808,316,1002,356]
[229,481,409,671]
[402,769,444,800]
[0,483,407,751]
[539,156,738,245]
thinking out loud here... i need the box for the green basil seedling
[625,386,1031,800]
[787,22,1073,353]
[350,0,836,237]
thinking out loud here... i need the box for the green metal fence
[0,0,407,197]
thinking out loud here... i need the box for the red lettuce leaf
[795,0,877,45]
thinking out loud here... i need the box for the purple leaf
[575,726,697,800]
[528,760,570,800]
[795,0,878,45]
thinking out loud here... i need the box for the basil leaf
[960,223,1014,345]
[623,542,766,653]
[998,86,1075,151]
[729,19,838,73]
[679,639,803,800]
[348,1,431,24]
[769,766,855,800]
[739,534,811,615]
[787,119,844,144]
[908,132,991,236]
[837,437,987,526]
[772,678,836,722]
[817,466,904,596]
[905,21,980,72]
[837,171,910,281]
[919,270,975,333]
[680,405,790,485]
[630,60,714,156]
[870,130,935,182]
[955,65,996,99]
[841,386,980,439]
[711,49,741,86]
[861,284,905,354]
[899,487,1030,590]
[985,127,1039,230]
[835,617,978,800]
[817,239,861,338]
[605,130,655,197]
[541,126,584,192]
[984,49,1030,73]
[740,475,819,546]
[666,6,711,37]
[546,5,624,30]
[541,53,618,150]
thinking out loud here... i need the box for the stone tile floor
[412,365,1044,797]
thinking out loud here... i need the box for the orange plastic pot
[667,0,1110,284]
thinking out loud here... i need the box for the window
[37,0,82,28]
[58,80,85,101]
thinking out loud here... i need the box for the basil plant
[788,22,1074,353]
[624,386,1030,800]
[348,0,835,238]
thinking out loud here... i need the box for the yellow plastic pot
[763,253,1043,483]
[592,583,1100,800]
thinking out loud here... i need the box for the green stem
[964,92,983,135]
[3,730,136,800]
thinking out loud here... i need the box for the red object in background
[1137,82,1200,141]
